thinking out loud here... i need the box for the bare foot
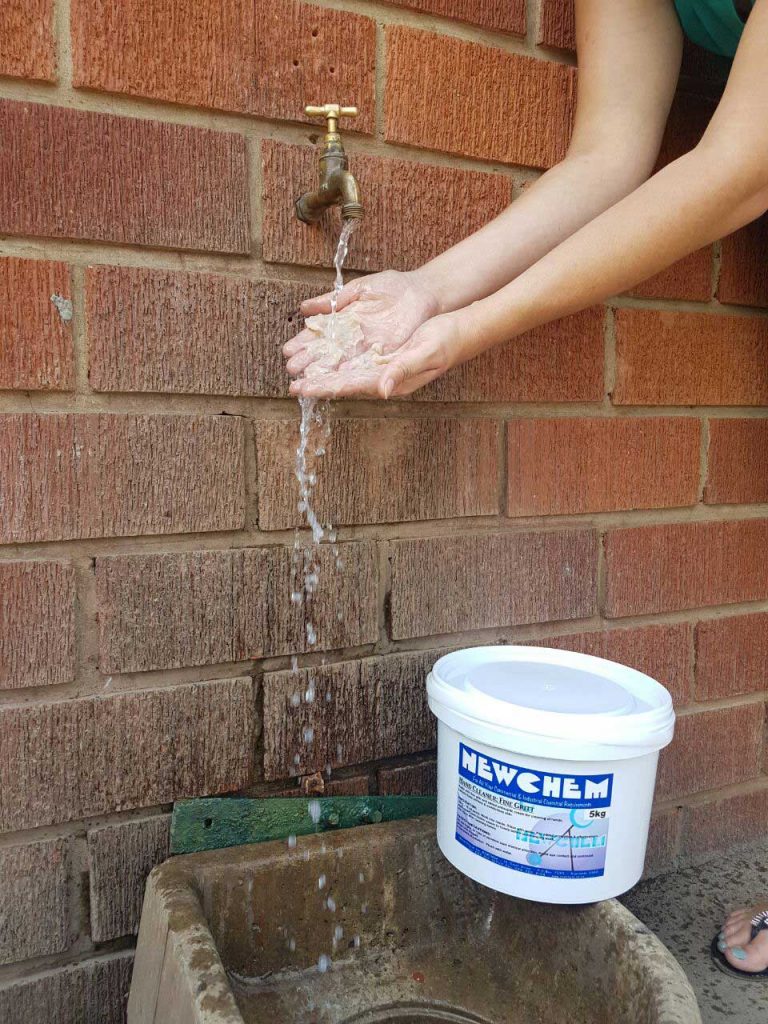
[718,903,768,973]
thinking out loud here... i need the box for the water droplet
[287,834,297,849]
[353,934,361,948]
[318,953,331,973]
[334,925,344,942]
[318,874,326,889]
[290,692,301,707]
[358,872,365,883]
[326,896,336,912]
[288,937,296,952]
[308,800,322,824]
[302,726,314,743]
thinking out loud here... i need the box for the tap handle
[305,104,358,134]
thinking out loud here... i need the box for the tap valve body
[295,104,364,224]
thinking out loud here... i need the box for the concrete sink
[128,816,701,1024]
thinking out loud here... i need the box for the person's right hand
[283,269,440,389]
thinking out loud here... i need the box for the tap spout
[296,168,363,224]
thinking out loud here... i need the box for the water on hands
[289,219,361,974]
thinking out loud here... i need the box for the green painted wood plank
[170,796,437,855]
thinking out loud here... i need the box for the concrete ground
[623,840,768,1022]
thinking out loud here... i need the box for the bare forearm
[412,152,650,314]
[455,143,768,357]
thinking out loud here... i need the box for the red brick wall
[1,0,767,1017]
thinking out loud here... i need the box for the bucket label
[455,743,613,879]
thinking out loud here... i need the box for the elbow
[561,142,657,198]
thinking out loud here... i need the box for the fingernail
[717,939,728,952]
[732,947,747,961]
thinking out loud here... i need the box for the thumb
[378,348,425,399]
[300,279,361,317]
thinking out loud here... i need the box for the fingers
[282,326,314,359]
[285,335,324,377]
[289,368,382,399]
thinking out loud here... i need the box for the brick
[385,28,575,168]
[0,0,56,81]
[0,839,71,964]
[0,257,74,391]
[643,810,679,878]
[390,530,597,639]
[87,266,310,397]
[538,0,575,51]
[680,38,731,92]
[695,613,768,701]
[96,544,379,672]
[88,816,171,942]
[263,650,436,779]
[0,413,244,544]
[324,775,369,797]
[656,92,715,168]
[73,0,375,133]
[256,417,500,529]
[0,100,249,252]
[656,703,763,800]
[539,623,693,704]
[0,561,76,690]
[613,309,768,406]
[629,247,712,302]
[507,417,700,516]
[605,520,768,617]
[0,678,253,832]
[262,140,512,271]
[383,0,525,33]
[705,419,768,504]
[719,215,768,307]
[0,953,133,1024]
[682,789,768,859]
[378,760,437,796]
[421,308,604,403]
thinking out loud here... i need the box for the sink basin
[128,816,701,1024]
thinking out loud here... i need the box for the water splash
[292,219,357,646]
[287,220,358,977]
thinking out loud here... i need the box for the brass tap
[295,104,364,223]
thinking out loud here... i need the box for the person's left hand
[288,311,468,400]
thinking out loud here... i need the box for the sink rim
[127,816,702,1024]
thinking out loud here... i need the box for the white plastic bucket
[427,646,675,904]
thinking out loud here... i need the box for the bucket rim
[427,645,675,753]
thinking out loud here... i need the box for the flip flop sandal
[711,911,768,979]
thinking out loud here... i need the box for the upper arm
[569,0,683,174]
[699,0,768,191]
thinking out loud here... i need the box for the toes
[724,921,753,947]
[722,929,768,973]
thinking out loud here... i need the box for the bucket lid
[427,646,675,761]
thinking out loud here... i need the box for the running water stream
[288,219,358,974]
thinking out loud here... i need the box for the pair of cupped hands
[283,270,467,399]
